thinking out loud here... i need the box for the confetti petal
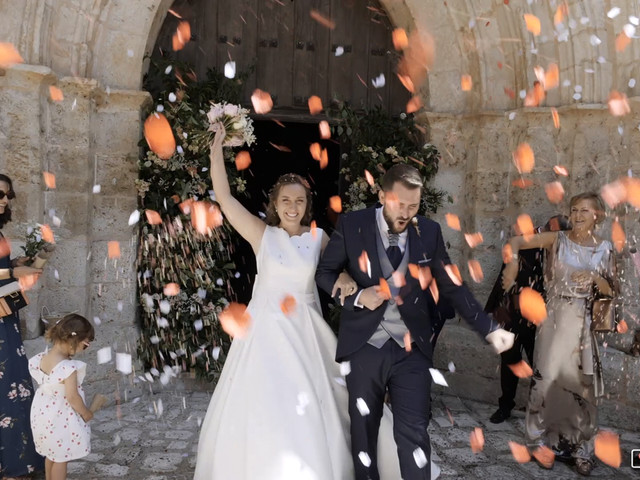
[358,250,371,276]
[611,220,626,253]
[445,213,461,231]
[403,331,412,352]
[553,165,569,176]
[43,172,56,189]
[319,120,331,139]
[115,352,133,374]
[545,181,565,204]
[392,28,409,50]
[461,74,473,91]
[329,195,342,213]
[502,244,514,264]
[251,89,273,114]
[616,319,628,334]
[468,260,484,283]
[40,225,55,244]
[0,43,24,68]
[444,264,463,286]
[364,170,375,186]
[608,90,631,116]
[524,14,541,36]
[429,368,448,387]
[320,148,329,169]
[464,232,483,248]
[551,108,560,128]
[308,95,323,115]
[280,295,297,315]
[309,142,321,161]
[377,278,392,300]
[516,214,534,238]
[235,151,251,170]
[512,178,533,189]
[406,96,422,114]
[145,209,162,225]
[594,431,621,468]
[470,427,485,453]
[615,32,631,52]
[309,9,335,29]
[513,143,535,173]
[144,113,176,160]
[218,302,251,338]
[49,86,64,102]
[519,287,547,325]
[508,441,531,463]
[508,360,533,378]
[532,445,554,469]
[163,283,180,296]
[108,241,121,259]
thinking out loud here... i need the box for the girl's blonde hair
[46,314,95,351]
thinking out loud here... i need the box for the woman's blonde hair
[46,314,95,351]
[569,192,606,224]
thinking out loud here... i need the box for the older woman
[0,174,44,479]
[502,192,614,476]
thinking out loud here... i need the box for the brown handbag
[590,296,617,332]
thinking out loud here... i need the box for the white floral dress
[28,353,91,462]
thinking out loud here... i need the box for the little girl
[28,314,95,480]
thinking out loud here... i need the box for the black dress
[0,240,44,476]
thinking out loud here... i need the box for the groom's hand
[358,286,386,311]
[485,328,515,354]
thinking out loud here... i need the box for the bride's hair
[265,173,313,226]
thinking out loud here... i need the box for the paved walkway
[28,389,639,480]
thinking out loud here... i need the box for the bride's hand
[209,124,226,154]
[332,271,358,306]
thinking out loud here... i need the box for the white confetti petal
[128,210,140,226]
[413,447,428,468]
[157,317,169,328]
[448,361,456,372]
[177,145,184,154]
[356,398,370,416]
[127,49,134,57]
[624,24,636,38]
[53,269,59,280]
[224,61,236,79]
[335,46,344,56]
[508,112,516,121]
[518,89,526,99]
[117,301,123,312]
[590,34,602,46]
[93,316,101,326]
[156,104,164,112]
[212,346,221,360]
[607,7,621,19]
[618,125,624,136]
[628,78,636,88]
[371,73,385,88]
[573,93,582,100]
[168,92,177,102]
[194,319,203,331]
[429,368,448,387]
[165,65,173,74]
[115,352,132,374]
[340,361,351,376]
[97,347,112,364]
[630,16,640,26]
[159,300,171,314]
[358,452,371,467]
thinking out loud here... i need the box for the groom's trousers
[346,339,432,480]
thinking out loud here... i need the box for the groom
[316,164,514,480]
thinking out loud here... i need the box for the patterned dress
[28,353,91,462]
[525,232,612,459]
[0,245,44,477]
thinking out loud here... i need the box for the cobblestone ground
[29,391,639,480]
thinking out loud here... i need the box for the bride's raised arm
[209,126,265,253]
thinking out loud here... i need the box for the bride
[193,127,439,479]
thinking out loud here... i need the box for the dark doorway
[228,119,341,307]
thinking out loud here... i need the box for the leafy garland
[136,59,252,381]
[331,104,445,214]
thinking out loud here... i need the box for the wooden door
[153,0,410,116]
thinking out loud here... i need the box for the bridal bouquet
[205,102,256,148]
[22,224,55,268]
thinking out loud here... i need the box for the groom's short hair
[381,164,424,192]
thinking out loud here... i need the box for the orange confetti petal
[377,278,392,300]
[309,142,321,161]
[419,266,433,290]
[40,225,55,244]
[543,63,559,90]
[145,209,162,225]
[309,9,335,29]
[615,31,631,52]
[554,3,567,25]
[43,172,56,189]
[513,143,535,173]
[251,89,273,114]
[403,331,412,351]
[329,195,342,213]
[219,302,251,338]
[364,170,375,186]
[308,95,323,115]
[553,165,569,176]
[310,220,318,239]
[391,271,406,288]
[0,43,24,68]
[508,360,533,378]
[622,176,640,209]
[176,21,191,46]
[235,151,251,170]
[512,178,533,189]
[444,264,463,286]
[280,295,297,315]
[611,220,626,253]
[519,287,547,325]
[594,430,621,468]
[470,427,485,453]
[49,86,64,102]
[516,214,535,238]
[163,283,180,296]
[551,107,560,128]
[464,232,483,248]
[616,319,628,334]
[532,446,555,469]
[545,181,565,204]
[107,241,121,259]
[144,113,176,160]
[397,74,415,94]
[468,260,484,283]
[358,250,370,275]
[392,28,409,50]
[502,244,513,264]
[429,278,439,303]
[445,213,461,231]
[509,441,531,463]
[524,83,546,107]
[18,274,38,291]
[191,201,223,234]
[608,90,631,117]
[319,120,331,139]
[524,13,541,36]
[406,96,422,114]
[320,148,329,169]
[172,32,185,51]
[461,74,473,91]
[179,198,193,215]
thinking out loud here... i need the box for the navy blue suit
[316,207,497,479]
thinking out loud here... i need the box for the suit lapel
[360,208,384,281]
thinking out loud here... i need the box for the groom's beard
[383,207,411,234]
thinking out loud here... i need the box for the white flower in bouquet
[206,102,256,148]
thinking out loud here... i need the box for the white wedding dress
[194,225,439,480]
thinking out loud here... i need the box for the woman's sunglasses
[0,191,15,200]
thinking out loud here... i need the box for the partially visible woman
[0,174,45,479]
[502,192,615,476]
